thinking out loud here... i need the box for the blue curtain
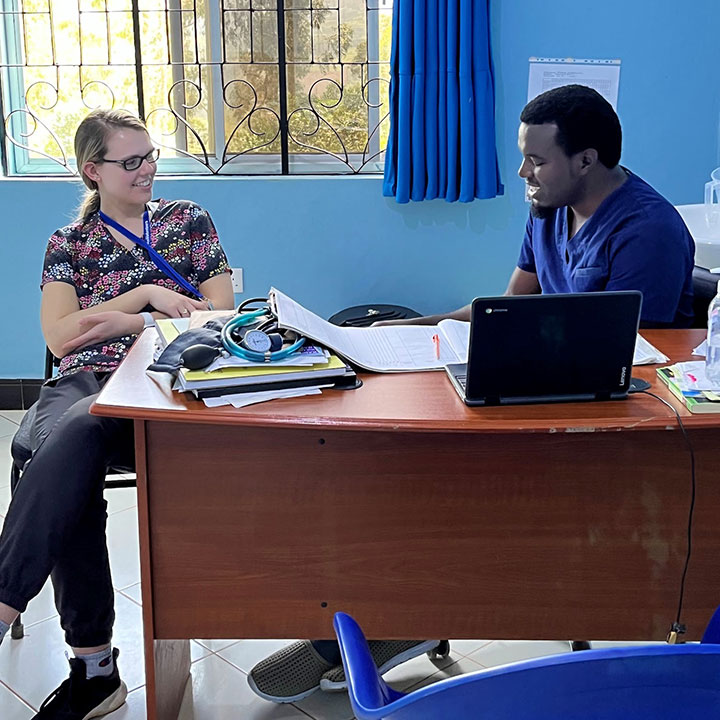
[382,0,503,203]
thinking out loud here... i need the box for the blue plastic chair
[334,608,720,720]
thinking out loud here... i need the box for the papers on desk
[273,288,469,371]
[633,334,669,365]
[202,386,327,408]
[657,362,720,413]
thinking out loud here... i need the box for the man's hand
[146,286,209,318]
[62,311,143,355]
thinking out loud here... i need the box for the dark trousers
[0,371,134,647]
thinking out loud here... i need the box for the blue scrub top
[517,171,695,327]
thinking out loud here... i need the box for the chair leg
[427,640,451,660]
[570,640,592,651]
[11,615,24,639]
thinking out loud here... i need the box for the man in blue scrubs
[509,83,693,327]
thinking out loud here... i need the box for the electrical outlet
[230,268,243,293]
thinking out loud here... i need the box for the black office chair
[8,349,136,639]
[691,265,720,328]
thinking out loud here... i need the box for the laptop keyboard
[456,374,467,391]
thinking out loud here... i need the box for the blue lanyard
[98,209,203,300]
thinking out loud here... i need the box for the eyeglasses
[100,147,160,171]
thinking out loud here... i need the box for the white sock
[76,646,114,678]
[0,619,10,645]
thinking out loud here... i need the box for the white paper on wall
[528,57,621,109]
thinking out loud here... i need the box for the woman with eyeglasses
[0,109,234,719]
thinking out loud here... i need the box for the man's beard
[529,202,555,220]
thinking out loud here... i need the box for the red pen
[432,333,440,360]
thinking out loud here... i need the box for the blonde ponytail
[77,188,101,220]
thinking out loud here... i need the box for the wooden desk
[92,329,720,720]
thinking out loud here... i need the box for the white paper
[672,361,720,392]
[203,346,329,372]
[693,339,708,357]
[203,386,325,408]
[633,334,669,366]
[528,57,621,109]
[272,288,463,371]
[437,319,471,361]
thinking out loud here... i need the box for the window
[0,0,392,175]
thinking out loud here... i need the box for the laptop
[445,291,642,406]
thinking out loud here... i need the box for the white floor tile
[106,486,137,516]
[445,639,493,657]
[589,639,664,649]
[218,639,300,674]
[118,582,142,605]
[380,645,457,692]
[195,639,241,654]
[405,655,486,691]
[112,592,147,693]
[0,481,11,516]
[293,687,356,720]
[0,415,19,439]
[104,686,147,720]
[0,613,71,710]
[469,639,571,668]
[18,578,57,629]
[0,436,14,485]
[0,411,26,426]
[0,682,34,720]
[106,507,140,591]
[191,641,212,663]
[179,654,309,720]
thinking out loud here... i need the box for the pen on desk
[432,333,440,360]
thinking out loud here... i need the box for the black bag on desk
[148,319,228,373]
[328,304,421,328]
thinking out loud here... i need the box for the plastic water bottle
[706,279,720,385]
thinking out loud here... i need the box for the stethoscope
[220,297,305,363]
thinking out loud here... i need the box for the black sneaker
[33,647,128,719]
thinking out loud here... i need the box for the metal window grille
[0,0,392,176]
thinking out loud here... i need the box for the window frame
[0,0,390,177]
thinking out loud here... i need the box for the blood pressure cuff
[147,319,227,373]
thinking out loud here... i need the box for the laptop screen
[465,291,642,403]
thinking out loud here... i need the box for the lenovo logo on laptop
[619,366,627,386]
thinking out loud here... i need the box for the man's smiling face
[517,122,585,219]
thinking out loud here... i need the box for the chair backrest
[334,611,720,720]
[692,265,720,328]
[328,304,421,328]
[44,347,60,379]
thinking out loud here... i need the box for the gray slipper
[247,640,335,703]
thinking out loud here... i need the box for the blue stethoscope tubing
[220,305,306,363]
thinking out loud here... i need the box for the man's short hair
[520,85,622,168]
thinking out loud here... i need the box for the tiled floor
[0,409,639,719]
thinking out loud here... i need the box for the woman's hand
[61,311,142,355]
[146,286,209,318]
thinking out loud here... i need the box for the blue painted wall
[1,0,719,377]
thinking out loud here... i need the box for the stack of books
[657,362,720,414]
[154,318,357,400]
